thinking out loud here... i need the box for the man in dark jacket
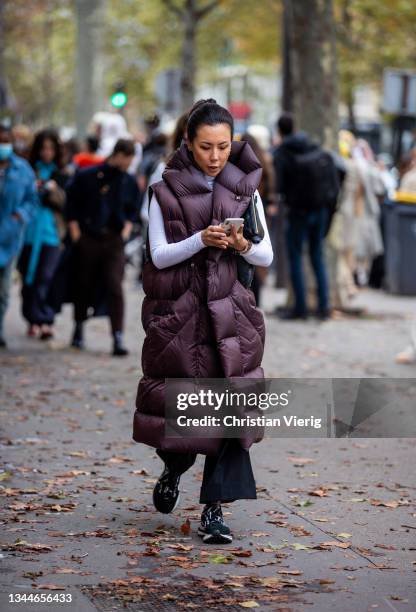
[66,139,140,355]
[273,114,334,320]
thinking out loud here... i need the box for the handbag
[236,193,265,288]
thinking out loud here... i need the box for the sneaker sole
[197,527,233,544]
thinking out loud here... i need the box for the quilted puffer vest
[133,141,266,454]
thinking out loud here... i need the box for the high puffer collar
[162,141,263,199]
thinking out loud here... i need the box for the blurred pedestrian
[18,129,67,340]
[0,123,38,348]
[73,135,105,170]
[134,99,273,544]
[12,124,33,160]
[240,131,277,306]
[376,153,397,200]
[62,137,81,178]
[126,131,143,178]
[399,149,416,194]
[327,131,361,306]
[136,113,188,284]
[351,139,385,286]
[65,139,140,356]
[137,132,168,196]
[273,114,339,319]
[140,112,188,226]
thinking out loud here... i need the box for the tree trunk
[289,0,338,149]
[346,85,356,132]
[75,0,106,139]
[0,1,8,111]
[180,0,197,111]
[42,8,54,124]
[281,0,294,113]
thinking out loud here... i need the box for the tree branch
[195,0,219,21]
[162,0,184,17]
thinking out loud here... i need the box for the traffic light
[111,82,127,108]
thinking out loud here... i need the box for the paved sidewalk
[1,274,415,611]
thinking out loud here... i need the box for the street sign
[383,69,416,116]
[155,69,182,115]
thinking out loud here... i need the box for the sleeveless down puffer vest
[133,141,266,455]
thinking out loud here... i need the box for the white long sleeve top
[148,174,274,270]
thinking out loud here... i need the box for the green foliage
[334,0,416,106]
[3,0,415,125]
[3,0,75,126]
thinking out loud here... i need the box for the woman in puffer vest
[133,99,274,544]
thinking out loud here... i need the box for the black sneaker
[152,466,181,514]
[71,322,84,349]
[113,344,129,357]
[198,503,233,544]
[278,309,308,321]
[112,332,129,357]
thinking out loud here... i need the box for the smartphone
[221,218,244,235]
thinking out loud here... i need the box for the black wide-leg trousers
[157,439,257,504]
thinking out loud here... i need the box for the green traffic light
[111,92,127,108]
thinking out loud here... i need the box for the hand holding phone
[221,218,244,236]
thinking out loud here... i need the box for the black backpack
[288,147,340,212]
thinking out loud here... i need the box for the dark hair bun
[188,98,217,119]
[187,99,234,142]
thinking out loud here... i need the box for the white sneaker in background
[396,345,416,364]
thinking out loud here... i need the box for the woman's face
[40,138,56,164]
[187,123,232,177]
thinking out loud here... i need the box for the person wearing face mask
[0,123,39,348]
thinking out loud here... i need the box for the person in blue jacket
[0,123,38,348]
[18,129,67,340]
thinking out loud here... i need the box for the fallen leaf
[166,543,193,551]
[290,543,311,551]
[309,488,328,497]
[34,584,66,591]
[369,499,399,508]
[288,457,315,466]
[180,519,191,536]
[66,451,89,458]
[239,601,259,608]
[209,554,231,564]
[289,526,312,537]
[108,456,133,464]
[314,541,351,549]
